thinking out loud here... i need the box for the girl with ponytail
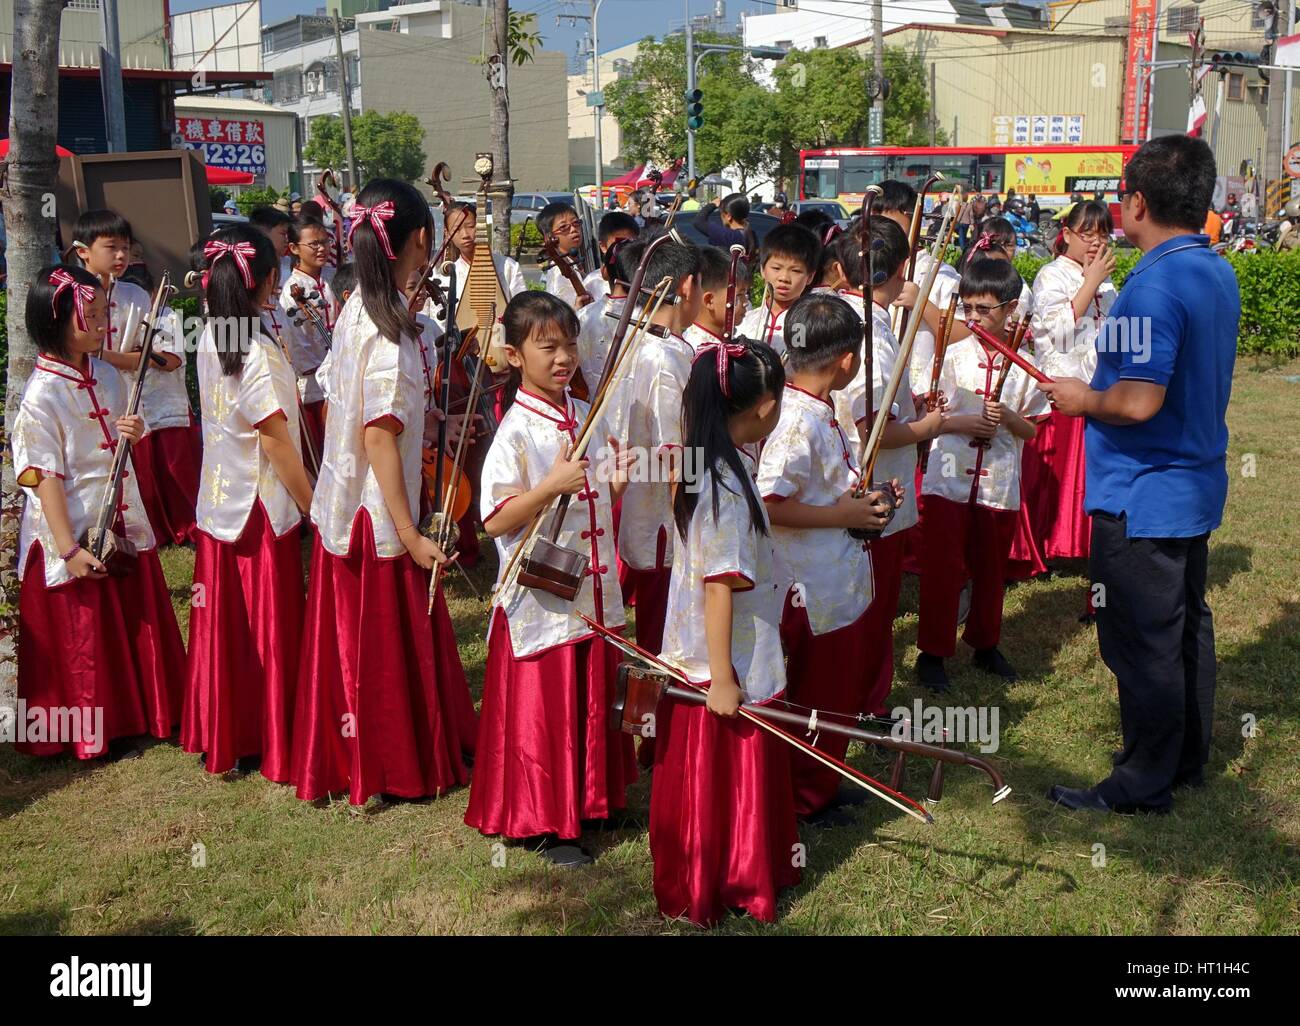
[184,225,313,780]
[653,339,801,927]
[290,178,477,808]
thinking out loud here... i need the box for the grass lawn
[2,360,1298,936]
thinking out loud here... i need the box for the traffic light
[685,88,704,131]
[1208,51,1262,67]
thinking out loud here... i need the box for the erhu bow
[851,199,963,521]
[83,273,177,574]
[601,635,1011,809]
[846,184,892,542]
[895,172,947,342]
[498,229,686,603]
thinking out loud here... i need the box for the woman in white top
[1020,200,1118,570]
[290,179,478,808]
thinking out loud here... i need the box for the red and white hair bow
[347,200,398,260]
[203,239,258,289]
[694,339,749,397]
[973,232,996,252]
[49,268,97,331]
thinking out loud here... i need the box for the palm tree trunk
[1,0,67,705]
[487,0,514,255]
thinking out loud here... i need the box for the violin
[287,282,333,352]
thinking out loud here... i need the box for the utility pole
[332,13,359,191]
[872,0,885,131]
[1265,0,1289,205]
[560,2,607,208]
[99,0,127,151]
[685,2,697,182]
[929,62,937,146]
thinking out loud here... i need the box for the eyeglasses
[299,240,330,250]
[960,300,1013,317]
[1067,228,1109,244]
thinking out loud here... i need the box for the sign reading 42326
[178,117,267,175]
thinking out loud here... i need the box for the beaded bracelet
[60,543,82,562]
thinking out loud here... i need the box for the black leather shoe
[1047,784,1112,811]
[1047,784,1171,815]
[916,652,950,692]
[973,646,1017,681]
[801,806,858,829]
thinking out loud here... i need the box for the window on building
[776,40,794,50]
[1165,6,1199,35]
[273,68,303,103]
[1227,72,1245,101]
[66,0,101,10]
[813,36,828,48]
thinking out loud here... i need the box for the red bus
[799,145,1139,213]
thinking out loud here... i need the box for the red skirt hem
[290,511,477,805]
[465,607,638,840]
[17,544,185,758]
[650,693,800,927]
[181,502,305,779]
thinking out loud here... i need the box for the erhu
[583,614,1010,819]
[977,317,1034,450]
[722,243,746,341]
[850,199,964,537]
[83,273,177,574]
[919,292,959,474]
[500,229,686,602]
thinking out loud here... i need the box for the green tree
[304,111,427,183]
[770,46,942,183]
[605,33,778,188]
[234,186,282,217]
[208,186,231,213]
[506,10,541,66]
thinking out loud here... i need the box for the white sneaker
[957,582,972,625]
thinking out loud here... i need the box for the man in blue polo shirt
[1039,135,1239,814]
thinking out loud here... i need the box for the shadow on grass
[997,598,1300,925]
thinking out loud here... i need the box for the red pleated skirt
[17,544,185,758]
[131,423,201,545]
[465,608,638,840]
[182,502,305,779]
[650,692,801,927]
[1009,411,1090,576]
[290,511,477,805]
[780,597,872,817]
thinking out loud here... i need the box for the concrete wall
[357,7,569,194]
[0,0,170,70]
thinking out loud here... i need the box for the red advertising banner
[1122,0,1157,143]
[178,117,267,175]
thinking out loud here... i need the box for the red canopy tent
[0,139,75,158]
[203,165,255,186]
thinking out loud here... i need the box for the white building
[741,0,960,58]
[567,40,641,189]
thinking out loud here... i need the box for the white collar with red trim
[513,387,577,426]
[35,353,96,384]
